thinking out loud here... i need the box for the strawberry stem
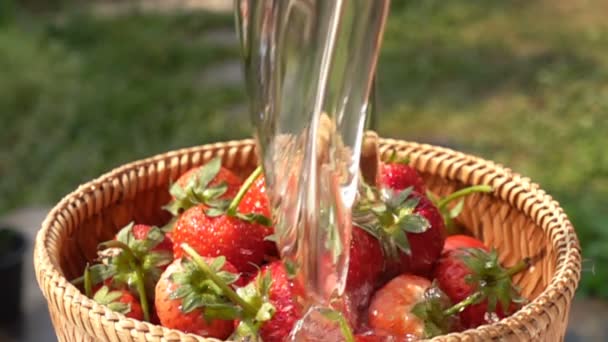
[504,257,531,278]
[71,275,84,285]
[436,185,493,211]
[98,240,138,262]
[442,291,483,317]
[227,166,263,217]
[84,263,93,298]
[321,309,355,342]
[132,263,151,322]
[181,244,258,318]
[97,240,151,321]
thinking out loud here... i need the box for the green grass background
[1,1,606,296]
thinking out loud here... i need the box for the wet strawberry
[164,157,242,217]
[434,247,529,329]
[367,274,460,339]
[354,185,446,277]
[248,261,303,342]
[346,227,385,311]
[75,222,174,322]
[368,274,431,337]
[172,167,272,274]
[442,234,488,253]
[177,245,300,342]
[155,256,240,338]
[380,162,426,194]
[237,173,277,257]
[171,205,268,273]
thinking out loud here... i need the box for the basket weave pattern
[34,138,581,341]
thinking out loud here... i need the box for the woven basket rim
[33,138,581,341]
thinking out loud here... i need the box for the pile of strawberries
[73,156,531,341]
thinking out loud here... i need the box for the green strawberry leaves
[399,214,430,234]
[233,271,276,341]
[460,248,529,315]
[320,309,355,342]
[411,286,456,339]
[225,166,272,227]
[234,212,273,226]
[93,286,131,315]
[164,157,230,216]
[179,244,277,341]
[386,149,410,165]
[108,223,173,291]
[169,256,241,319]
[353,181,430,258]
[92,222,175,322]
[115,223,169,260]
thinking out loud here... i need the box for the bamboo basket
[34,136,581,341]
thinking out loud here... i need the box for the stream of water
[235,0,390,338]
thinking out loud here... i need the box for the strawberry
[131,224,173,255]
[443,234,488,253]
[354,184,445,277]
[345,227,384,312]
[237,173,277,257]
[171,167,272,274]
[367,274,431,338]
[171,205,268,273]
[354,332,415,342]
[178,244,297,342]
[398,192,445,276]
[380,162,426,194]
[72,222,174,322]
[434,247,530,329]
[367,274,461,339]
[155,256,241,338]
[93,285,144,320]
[164,157,242,217]
[243,261,303,342]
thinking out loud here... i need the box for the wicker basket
[34,137,581,341]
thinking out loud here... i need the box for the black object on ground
[0,226,26,325]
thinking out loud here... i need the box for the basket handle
[360,130,380,185]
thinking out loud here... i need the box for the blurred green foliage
[1,1,606,296]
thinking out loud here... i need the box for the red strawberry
[176,167,241,198]
[367,274,460,339]
[93,285,144,320]
[346,227,384,312]
[398,192,445,276]
[248,261,303,342]
[380,162,426,194]
[172,167,273,274]
[367,274,431,338]
[355,331,416,342]
[237,173,277,257]
[177,245,301,342]
[74,222,174,322]
[443,234,488,253]
[171,204,269,273]
[434,247,530,329]
[164,157,242,216]
[354,185,446,277]
[155,256,240,338]
[131,224,174,254]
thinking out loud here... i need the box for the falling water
[235,0,390,338]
